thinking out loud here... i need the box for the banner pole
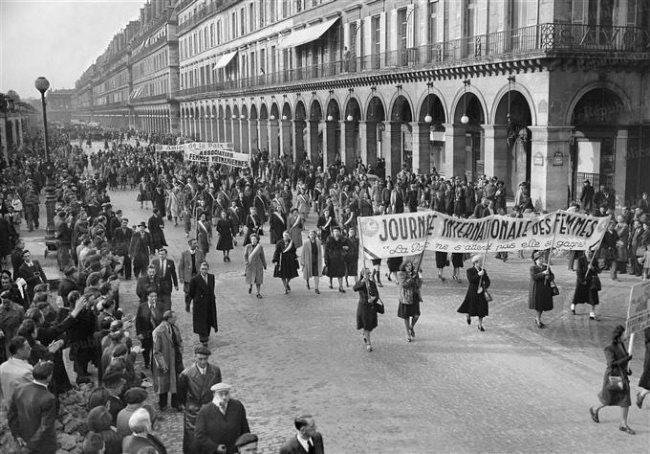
[415,213,435,274]
[628,333,635,356]
[547,211,560,270]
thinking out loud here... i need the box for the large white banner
[358,210,610,259]
[155,142,249,167]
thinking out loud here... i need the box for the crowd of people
[0,121,649,452]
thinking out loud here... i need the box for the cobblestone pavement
[24,184,650,454]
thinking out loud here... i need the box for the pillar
[388,122,403,177]
[259,119,269,151]
[358,122,368,165]
[324,119,339,170]
[233,118,241,151]
[529,126,573,211]
[241,119,250,154]
[269,118,280,158]
[614,128,628,208]
[442,123,467,178]
[482,124,508,179]
[281,119,292,157]
[308,120,319,163]
[343,120,359,170]
[411,122,430,174]
[294,119,306,163]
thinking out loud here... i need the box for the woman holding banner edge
[457,255,491,332]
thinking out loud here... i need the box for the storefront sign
[553,151,564,166]
[625,282,650,335]
[533,153,544,166]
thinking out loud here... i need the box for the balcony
[176,22,650,99]
[178,0,238,35]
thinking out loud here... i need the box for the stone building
[46,89,75,125]
[74,0,650,210]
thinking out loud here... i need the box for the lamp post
[34,76,57,245]
[461,79,470,125]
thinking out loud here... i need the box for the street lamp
[460,79,471,125]
[34,76,57,245]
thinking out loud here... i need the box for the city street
[25,185,650,453]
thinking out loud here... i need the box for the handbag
[322,265,329,276]
[483,289,493,302]
[374,299,385,314]
[606,375,625,392]
[549,280,560,296]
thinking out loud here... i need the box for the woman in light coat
[301,230,322,294]
[244,233,267,298]
[152,310,184,410]
[287,208,304,249]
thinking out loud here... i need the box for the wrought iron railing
[176,23,650,98]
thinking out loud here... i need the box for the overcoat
[272,240,299,279]
[188,273,218,337]
[148,214,167,250]
[457,266,491,317]
[572,254,600,305]
[528,264,554,312]
[300,238,323,280]
[287,213,304,248]
[324,236,347,278]
[194,400,250,454]
[128,231,152,265]
[177,363,222,454]
[598,341,632,407]
[269,212,286,244]
[244,243,267,285]
[152,321,183,394]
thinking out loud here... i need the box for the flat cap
[194,344,212,356]
[210,382,231,393]
[235,433,258,448]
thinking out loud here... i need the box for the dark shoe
[256,293,263,299]
[329,284,333,289]
[284,288,289,295]
[636,391,646,409]
[248,286,252,294]
[619,425,635,435]
[410,327,415,338]
[466,316,471,325]
[478,326,485,332]
[338,287,345,293]
[362,336,368,345]
[589,407,599,423]
[287,284,291,291]
[386,273,392,282]
[315,289,320,294]
[306,282,310,290]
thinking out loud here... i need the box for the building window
[397,8,407,51]
[232,12,237,38]
[270,0,275,24]
[371,15,381,68]
[240,7,246,36]
[259,0,265,27]
[217,20,222,44]
[428,0,438,43]
[210,24,215,47]
[282,0,289,18]
[464,0,477,37]
[296,0,304,13]
[249,3,255,31]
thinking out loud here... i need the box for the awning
[278,17,339,49]
[213,50,238,69]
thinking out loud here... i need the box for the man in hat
[152,248,178,314]
[112,217,133,280]
[128,222,152,278]
[279,415,324,454]
[152,310,183,412]
[195,382,250,454]
[116,387,150,439]
[136,290,163,369]
[177,344,222,453]
[235,433,259,454]
[23,185,40,232]
[7,360,57,454]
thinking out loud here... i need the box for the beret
[123,387,148,404]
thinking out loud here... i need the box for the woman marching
[215,210,235,263]
[353,268,382,352]
[244,233,267,299]
[272,231,299,295]
[301,230,322,294]
[457,255,491,332]
[571,248,601,320]
[528,250,555,329]
[590,325,635,435]
[397,260,422,343]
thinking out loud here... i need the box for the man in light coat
[152,310,183,411]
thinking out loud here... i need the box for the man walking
[179,239,205,311]
[279,415,325,454]
[136,290,163,369]
[136,264,162,304]
[129,222,152,278]
[152,248,178,314]
[8,361,57,454]
[177,345,222,453]
[152,310,183,412]
[112,217,133,280]
[195,383,250,454]
[187,262,218,346]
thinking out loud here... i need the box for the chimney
[139,7,145,27]
[151,0,158,19]
[144,2,151,24]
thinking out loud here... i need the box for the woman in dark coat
[397,260,422,342]
[344,227,359,287]
[272,231,299,294]
[215,210,235,262]
[451,253,465,283]
[529,250,555,328]
[590,325,635,434]
[353,268,380,352]
[457,254,490,332]
[324,227,347,293]
[571,249,601,320]
[435,251,449,281]
[385,256,403,283]
[636,326,650,409]
[147,209,167,253]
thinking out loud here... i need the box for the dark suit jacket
[129,231,152,262]
[188,273,218,336]
[152,258,178,295]
[135,302,163,340]
[8,382,57,454]
[279,433,325,454]
[136,275,162,302]
[194,400,249,454]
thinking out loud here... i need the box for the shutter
[406,4,415,48]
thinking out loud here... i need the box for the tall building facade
[46,89,75,124]
[74,0,650,210]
